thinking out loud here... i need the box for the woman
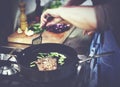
[40,0,120,87]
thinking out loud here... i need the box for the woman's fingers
[87,31,95,35]
[83,30,95,36]
[46,17,63,26]
[40,8,61,27]
[40,13,47,27]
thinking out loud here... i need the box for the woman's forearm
[58,6,97,31]
[41,6,97,31]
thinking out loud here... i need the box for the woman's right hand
[40,8,63,28]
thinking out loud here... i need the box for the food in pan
[30,52,66,71]
[34,57,57,71]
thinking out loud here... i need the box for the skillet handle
[93,51,115,58]
[78,51,115,64]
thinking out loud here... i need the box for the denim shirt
[88,28,120,87]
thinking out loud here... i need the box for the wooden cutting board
[8,26,75,44]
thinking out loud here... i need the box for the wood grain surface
[8,27,75,44]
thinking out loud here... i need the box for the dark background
[0,0,19,45]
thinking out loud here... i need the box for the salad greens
[28,23,44,34]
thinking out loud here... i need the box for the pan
[17,43,78,83]
[16,43,114,83]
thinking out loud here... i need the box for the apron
[88,28,120,87]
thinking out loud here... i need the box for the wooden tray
[8,26,75,44]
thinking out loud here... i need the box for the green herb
[30,61,36,67]
[30,64,36,67]
[49,52,66,65]
[28,23,43,34]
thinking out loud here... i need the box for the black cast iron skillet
[16,43,115,83]
[17,43,78,83]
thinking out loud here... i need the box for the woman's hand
[40,6,97,32]
[83,30,95,36]
[40,8,63,27]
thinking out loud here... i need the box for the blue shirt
[88,1,120,87]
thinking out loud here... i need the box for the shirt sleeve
[94,1,120,31]
[94,0,120,46]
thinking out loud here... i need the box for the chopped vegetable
[28,23,43,34]
[17,27,23,33]
[24,27,34,36]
